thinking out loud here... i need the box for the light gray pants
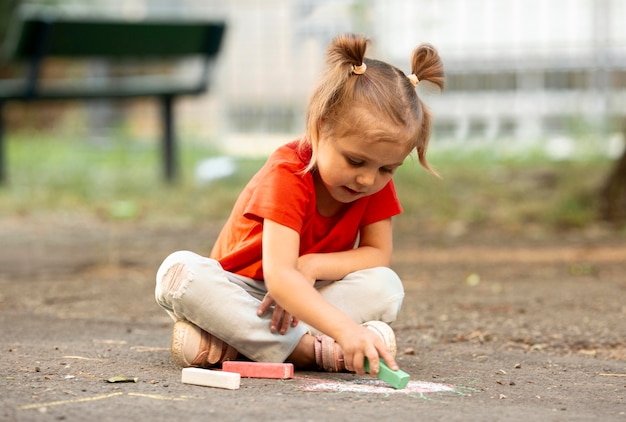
[155,250,404,363]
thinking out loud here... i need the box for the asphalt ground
[1,220,625,421]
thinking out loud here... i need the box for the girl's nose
[356,170,376,187]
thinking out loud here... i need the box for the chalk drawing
[127,393,190,401]
[19,393,200,411]
[19,393,124,410]
[296,376,481,400]
[300,379,454,395]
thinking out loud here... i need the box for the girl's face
[314,129,411,211]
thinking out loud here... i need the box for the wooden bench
[0,8,226,183]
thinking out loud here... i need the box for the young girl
[155,34,444,376]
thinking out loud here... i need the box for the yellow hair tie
[352,63,367,75]
[407,74,419,87]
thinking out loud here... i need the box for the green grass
[395,158,607,231]
[0,132,617,232]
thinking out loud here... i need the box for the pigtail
[303,34,369,171]
[327,34,368,74]
[410,43,445,91]
[410,44,444,177]
[415,101,439,177]
[311,34,368,121]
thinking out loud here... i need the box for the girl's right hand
[336,324,398,376]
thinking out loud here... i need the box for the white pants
[155,250,404,363]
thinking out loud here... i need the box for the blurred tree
[0,0,20,50]
[599,120,626,224]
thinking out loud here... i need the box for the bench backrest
[0,10,226,100]
[5,17,226,61]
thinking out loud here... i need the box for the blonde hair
[300,34,445,175]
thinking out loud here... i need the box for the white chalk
[181,367,240,390]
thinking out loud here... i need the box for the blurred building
[8,0,626,154]
[377,0,626,143]
[210,0,626,153]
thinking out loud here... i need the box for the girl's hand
[257,293,299,334]
[336,325,398,376]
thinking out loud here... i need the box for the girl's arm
[297,218,394,284]
[262,218,397,375]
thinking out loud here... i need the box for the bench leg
[161,95,176,182]
[0,101,5,184]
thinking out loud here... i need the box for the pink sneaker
[314,321,397,372]
[171,320,239,368]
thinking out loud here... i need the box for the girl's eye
[380,167,395,174]
[346,157,362,166]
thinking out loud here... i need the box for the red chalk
[222,361,294,379]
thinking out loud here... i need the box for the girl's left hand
[257,293,299,334]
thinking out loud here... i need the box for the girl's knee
[373,267,404,319]
[366,267,404,297]
[345,267,405,323]
[155,251,203,301]
[160,262,192,299]
[157,250,197,278]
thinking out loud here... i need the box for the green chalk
[364,358,410,390]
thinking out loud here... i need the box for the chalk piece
[222,361,294,379]
[364,358,410,390]
[181,367,240,390]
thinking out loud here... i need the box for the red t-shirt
[210,140,403,280]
